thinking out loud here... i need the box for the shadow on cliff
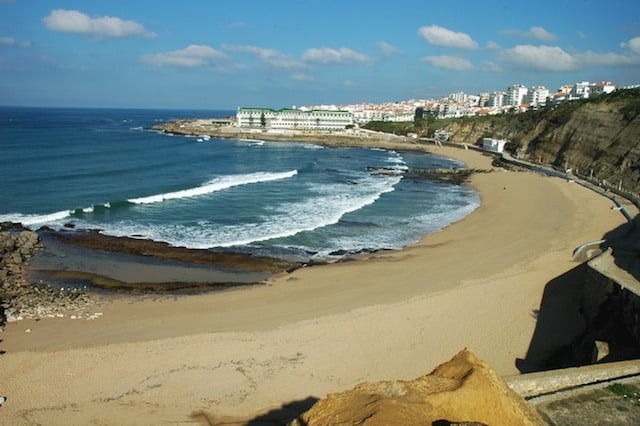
[602,213,640,283]
[190,396,317,425]
[516,216,640,373]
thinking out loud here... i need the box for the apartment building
[236,107,354,132]
[528,86,549,107]
[506,84,529,106]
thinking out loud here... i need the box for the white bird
[0,395,6,406]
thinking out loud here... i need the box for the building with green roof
[236,107,354,132]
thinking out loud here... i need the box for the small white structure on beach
[482,138,508,153]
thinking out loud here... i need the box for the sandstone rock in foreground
[292,349,544,426]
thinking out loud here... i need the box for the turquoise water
[0,107,479,261]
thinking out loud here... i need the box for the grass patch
[607,383,640,404]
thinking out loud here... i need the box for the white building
[489,91,504,108]
[528,86,549,107]
[350,109,413,123]
[506,84,529,106]
[482,138,508,153]
[478,93,490,107]
[589,81,616,95]
[236,107,354,132]
[448,91,468,103]
[569,81,591,100]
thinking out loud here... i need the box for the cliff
[440,89,640,195]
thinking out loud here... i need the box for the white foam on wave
[0,210,71,226]
[128,170,298,205]
[301,144,324,149]
[203,171,402,247]
[328,191,480,256]
[385,151,409,171]
[88,171,402,249]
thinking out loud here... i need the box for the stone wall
[581,258,640,362]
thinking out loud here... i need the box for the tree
[414,107,425,127]
[260,112,266,128]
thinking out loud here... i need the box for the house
[482,138,508,153]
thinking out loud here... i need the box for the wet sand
[0,144,635,425]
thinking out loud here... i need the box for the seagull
[0,396,6,406]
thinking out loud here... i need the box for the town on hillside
[234,80,639,134]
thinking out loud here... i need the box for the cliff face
[441,90,640,195]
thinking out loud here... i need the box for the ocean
[0,107,479,261]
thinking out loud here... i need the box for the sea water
[0,107,479,261]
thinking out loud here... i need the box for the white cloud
[481,61,503,72]
[499,44,639,71]
[418,25,478,49]
[499,45,576,71]
[302,47,371,64]
[377,41,402,56]
[141,45,229,68]
[422,55,473,71]
[343,80,358,87]
[575,50,636,67]
[501,26,557,41]
[485,41,501,50]
[291,72,314,81]
[0,36,32,47]
[621,36,640,55]
[43,9,156,39]
[227,21,247,29]
[222,44,306,69]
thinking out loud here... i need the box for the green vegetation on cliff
[365,89,640,196]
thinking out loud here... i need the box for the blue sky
[1,0,639,109]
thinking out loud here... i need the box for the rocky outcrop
[0,223,95,328]
[291,349,544,426]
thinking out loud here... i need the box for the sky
[1,0,639,109]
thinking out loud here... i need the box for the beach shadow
[190,396,318,425]
[516,264,590,373]
[517,216,640,373]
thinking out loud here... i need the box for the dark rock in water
[329,249,349,256]
[64,222,76,229]
[43,228,302,274]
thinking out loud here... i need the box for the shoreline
[0,132,636,423]
[9,125,483,296]
[151,120,432,152]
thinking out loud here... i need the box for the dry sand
[0,145,634,425]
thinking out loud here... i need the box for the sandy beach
[0,144,635,424]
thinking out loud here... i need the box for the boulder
[291,349,544,426]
